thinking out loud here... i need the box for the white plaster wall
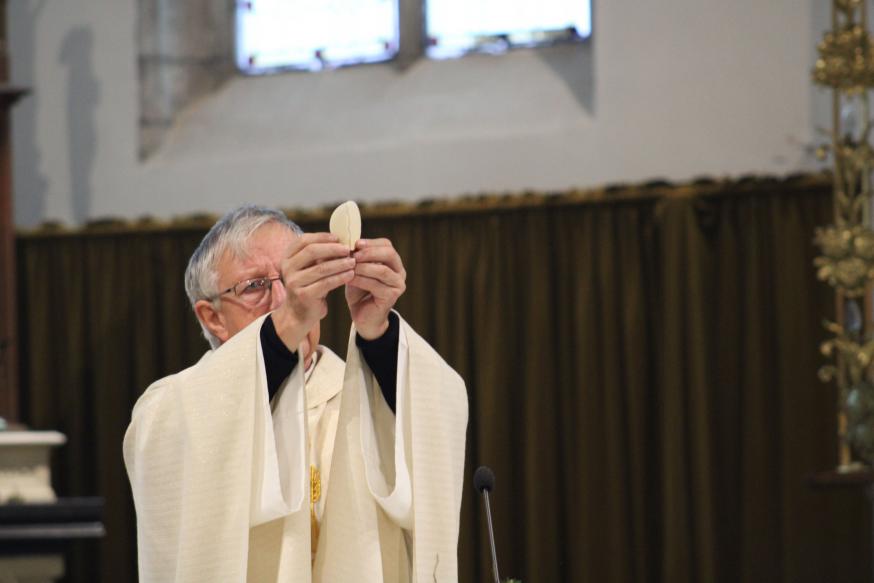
[10,0,139,226]
[10,0,831,227]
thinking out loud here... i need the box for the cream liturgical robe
[123,312,468,583]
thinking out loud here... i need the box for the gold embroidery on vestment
[310,464,321,562]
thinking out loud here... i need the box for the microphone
[473,466,501,583]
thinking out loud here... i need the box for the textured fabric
[123,312,467,582]
[356,311,401,412]
[316,314,468,583]
[262,313,400,409]
[259,315,299,402]
[123,330,257,582]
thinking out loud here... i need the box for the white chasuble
[123,312,468,583]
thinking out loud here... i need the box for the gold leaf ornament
[854,229,874,259]
[819,365,838,382]
[329,201,362,251]
[838,0,864,15]
[814,226,874,295]
[837,256,869,286]
[813,25,874,90]
[815,225,853,258]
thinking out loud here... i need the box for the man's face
[196,222,321,365]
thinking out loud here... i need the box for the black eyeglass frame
[207,275,284,303]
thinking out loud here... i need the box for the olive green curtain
[15,175,869,583]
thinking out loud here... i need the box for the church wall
[10,0,831,227]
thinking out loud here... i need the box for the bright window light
[236,0,399,73]
[426,0,591,59]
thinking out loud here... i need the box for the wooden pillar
[0,0,28,422]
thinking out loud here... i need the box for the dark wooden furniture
[809,468,874,581]
[0,497,105,548]
[0,497,105,582]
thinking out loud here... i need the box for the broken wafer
[329,200,362,251]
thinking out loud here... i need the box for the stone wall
[138,0,235,158]
[10,0,829,227]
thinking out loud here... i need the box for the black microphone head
[473,465,496,494]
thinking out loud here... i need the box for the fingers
[345,238,405,336]
[283,240,349,271]
[352,262,405,290]
[294,256,356,288]
[355,238,391,248]
[279,233,356,325]
[353,239,406,276]
[284,255,355,306]
[294,269,355,304]
[283,232,356,291]
[287,232,340,256]
[273,266,354,347]
[348,274,404,303]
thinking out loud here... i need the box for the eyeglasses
[208,275,283,307]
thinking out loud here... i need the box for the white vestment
[123,313,468,582]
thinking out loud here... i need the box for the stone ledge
[0,432,65,447]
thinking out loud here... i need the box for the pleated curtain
[15,175,868,583]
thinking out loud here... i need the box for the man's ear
[194,300,229,344]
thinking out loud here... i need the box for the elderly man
[123,205,468,583]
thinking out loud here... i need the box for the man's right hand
[271,233,354,352]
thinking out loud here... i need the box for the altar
[0,431,104,583]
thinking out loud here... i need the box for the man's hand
[272,233,354,350]
[346,238,407,340]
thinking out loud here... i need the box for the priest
[123,205,468,582]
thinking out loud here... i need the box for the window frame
[234,0,592,74]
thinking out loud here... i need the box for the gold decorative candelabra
[814,0,874,471]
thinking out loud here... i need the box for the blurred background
[2,1,869,582]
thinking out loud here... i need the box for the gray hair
[184,204,303,349]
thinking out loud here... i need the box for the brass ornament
[820,321,874,386]
[813,0,874,470]
[814,26,874,92]
[814,226,874,296]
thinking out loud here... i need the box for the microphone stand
[483,489,501,583]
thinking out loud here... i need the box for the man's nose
[269,278,286,310]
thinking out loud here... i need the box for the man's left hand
[346,238,406,340]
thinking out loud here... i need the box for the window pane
[426,0,591,59]
[236,0,399,73]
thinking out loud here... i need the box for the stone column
[138,0,236,158]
